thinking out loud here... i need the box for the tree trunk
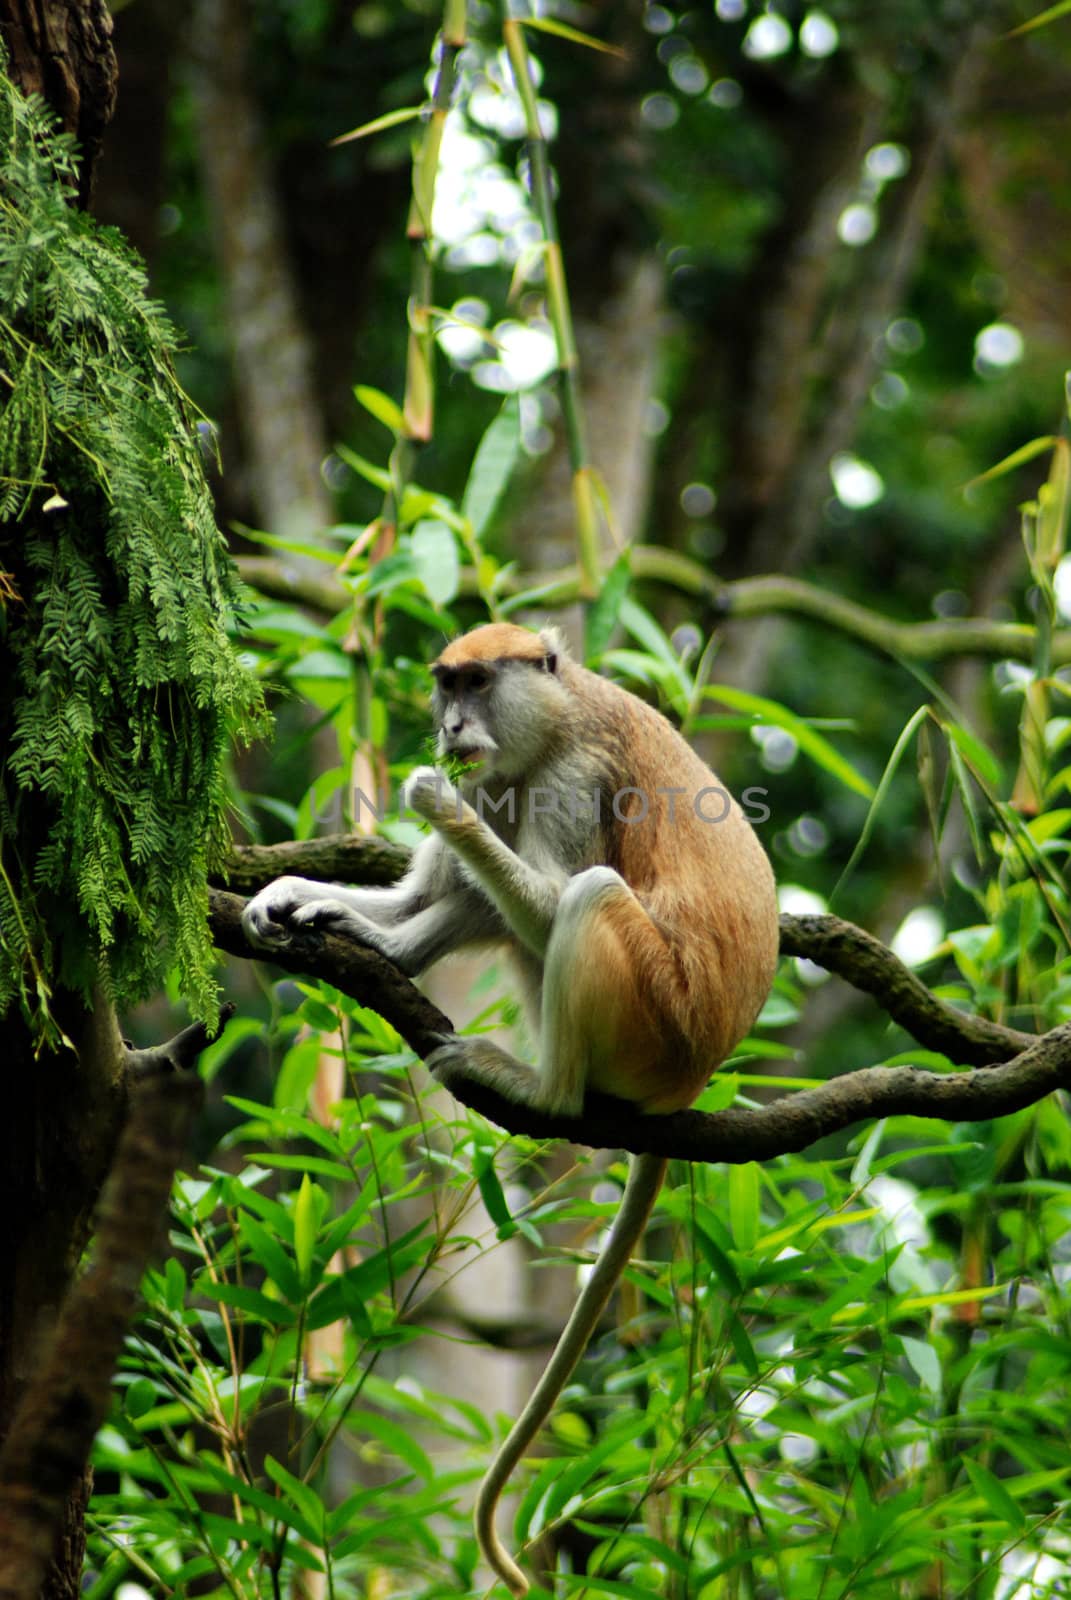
[0,8,119,1597]
[0,0,115,204]
[187,0,332,539]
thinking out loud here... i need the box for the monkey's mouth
[452,746,489,768]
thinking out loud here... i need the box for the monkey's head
[431,623,569,779]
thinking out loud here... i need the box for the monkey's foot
[426,1037,550,1111]
[242,877,308,948]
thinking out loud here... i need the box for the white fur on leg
[538,867,633,1118]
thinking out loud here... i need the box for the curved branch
[234,549,1066,666]
[428,1026,1071,1162]
[235,554,349,613]
[215,841,1040,1065]
[778,913,1036,1065]
[125,1003,237,1078]
[211,885,1066,1165]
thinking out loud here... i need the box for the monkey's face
[431,654,566,780]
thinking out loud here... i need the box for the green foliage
[85,983,1071,1597]
[0,63,265,1034]
[68,5,1071,1595]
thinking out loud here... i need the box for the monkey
[242,621,779,1597]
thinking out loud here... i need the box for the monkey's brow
[431,655,541,678]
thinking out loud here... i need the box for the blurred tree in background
[6,0,1071,1594]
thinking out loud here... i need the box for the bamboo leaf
[237,1211,302,1301]
[264,1455,325,1539]
[584,550,631,662]
[199,1282,297,1327]
[351,1411,435,1480]
[963,1459,1027,1530]
[964,435,1055,487]
[521,16,627,55]
[461,398,520,537]
[901,1335,942,1395]
[293,1174,318,1293]
[473,1146,517,1239]
[410,518,460,606]
[728,1162,759,1253]
[334,443,392,492]
[833,704,928,895]
[331,105,424,146]
[706,683,875,800]
[354,384,405,435]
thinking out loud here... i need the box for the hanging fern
[0,59,266,1042]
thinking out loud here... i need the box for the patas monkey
[243,622,779,1596]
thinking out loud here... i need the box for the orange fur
[440,623,778,1113]
[436,624,549,668]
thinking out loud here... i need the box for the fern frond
[0,56,267,1040]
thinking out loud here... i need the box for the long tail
[474,1152,668,1597]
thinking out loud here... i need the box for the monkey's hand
[241,876,316,949]
[403,765,462,822]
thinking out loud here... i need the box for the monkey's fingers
[241,903,295,949]
[402,764,459,819]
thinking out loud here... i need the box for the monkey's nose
[445,715,465,737]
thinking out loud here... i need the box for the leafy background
[70,1,1071,1595]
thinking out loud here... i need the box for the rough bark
[0,0,116,203]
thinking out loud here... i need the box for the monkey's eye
[467,669,490,691]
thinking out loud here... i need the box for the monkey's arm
[242,833,462,949]
[287,891,507,976]
[242,875,416,945]
[405,767,566,956]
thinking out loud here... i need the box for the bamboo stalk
[1011,431,1070,814]
[348,2,466,817]
[502,14,601,595]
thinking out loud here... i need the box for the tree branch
[235,549,1061,666]
[778,913,1036,1065]
[219,834,409,896]
[211,877,1066,1164]
[235,553,349,613]
[427,1026,1071,1161]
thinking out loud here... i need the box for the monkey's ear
[539,625,567,674]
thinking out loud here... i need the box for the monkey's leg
[428,867,654,1118]
[434,867,671,1597]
